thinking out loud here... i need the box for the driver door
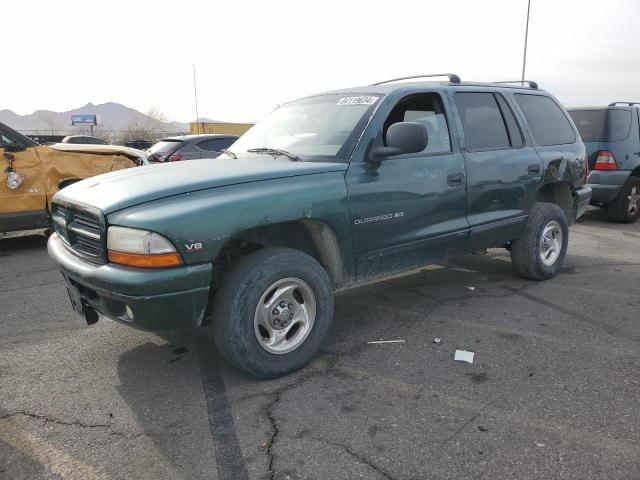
[346,91,469,280]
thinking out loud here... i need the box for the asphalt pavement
[1,207,639,480]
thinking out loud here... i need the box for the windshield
[230,93,380,161]
[569,109,632,142]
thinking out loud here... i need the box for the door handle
[527,164,541,176]
[447,173,464,187]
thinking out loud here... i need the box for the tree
[117,106,172,145]
[41,116,57,135]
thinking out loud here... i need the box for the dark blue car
[569,103,640,222]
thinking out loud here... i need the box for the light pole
[193,64,200,134]
[521,0,532,82]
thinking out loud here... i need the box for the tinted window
[384,93,451,154]
[569,109,632,142]
[515,94,575,146]
[148,140,183,155]
[495,94,524,148]
[197,138,235,152]
[455,93,510,151]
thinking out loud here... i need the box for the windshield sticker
[337,96,379,106]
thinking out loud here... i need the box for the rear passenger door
[453,91,542,250]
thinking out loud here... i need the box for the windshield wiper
[247,147,300,161]
[221,149,237,159]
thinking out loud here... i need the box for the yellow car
[1,121,144,234]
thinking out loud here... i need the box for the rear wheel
[606,177,640,223]
[211,247,333,378]
[511,203,569,280]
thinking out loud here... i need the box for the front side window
[230,93,380,161]
[455,92,512,151]
[383,93,451,154]
[515,94,576,146]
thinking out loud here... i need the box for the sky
[5,0,640,123]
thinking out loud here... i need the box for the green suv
[48,74,591,378]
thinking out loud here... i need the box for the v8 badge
[185,242,204,253]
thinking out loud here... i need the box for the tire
[606,176,640,223]
[211,247,334,379]
[511,203,569,281]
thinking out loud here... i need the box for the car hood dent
[53,156,348,214]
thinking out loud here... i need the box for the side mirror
[2,142,26,153]
[369,122,428,161]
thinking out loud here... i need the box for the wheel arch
[212,219,346,291]
[536,181,575,224]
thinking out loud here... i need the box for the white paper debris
[535,442,545,447]
[454,350,475,363]
[433,337,442,344]
[465,286,476,291]
[367,339,405,344]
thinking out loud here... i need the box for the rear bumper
[47,233,212,330]
[587,170,630,204]
[574,185,592,220]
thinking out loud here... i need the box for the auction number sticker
[337,96,379,106]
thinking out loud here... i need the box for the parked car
[146,134,238,162]
[568,103,640,222]
[48,74,590,378]
[61,135,107,145]
[0,121,144,234]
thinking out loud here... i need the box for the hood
[49,143,148,164]
[54,156,348,214]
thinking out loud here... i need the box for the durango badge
[185,242,204,252]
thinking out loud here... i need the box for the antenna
[521,0,531,82]
[193,64,200,135]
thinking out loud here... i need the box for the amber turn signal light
[107,250,183,268]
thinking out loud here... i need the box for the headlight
[107,226,183,268]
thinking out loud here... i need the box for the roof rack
[492,80,539,89]
[371,73,461,86]
[608,101,640,106]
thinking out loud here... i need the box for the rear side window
[515,94,576,146]
[569,109,632,142]
[197,138,235,152]
[455,92,516,151]
[148,140,183,155]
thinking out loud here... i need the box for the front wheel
[511,203,569,280]
[211,247,334,379]
[606,177,640,223]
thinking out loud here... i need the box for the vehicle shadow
[115,327,223,479]
[0,232,48,255]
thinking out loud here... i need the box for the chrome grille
[52,203,105,263]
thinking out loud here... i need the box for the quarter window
[495,94,524,148]
[515,94,576,146]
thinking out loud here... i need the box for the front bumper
[574,185,592,220]
[47,233,212,330]
[587,170,630,204]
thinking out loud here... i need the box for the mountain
[0,102,188,134]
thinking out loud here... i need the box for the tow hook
[82,302,99,325]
